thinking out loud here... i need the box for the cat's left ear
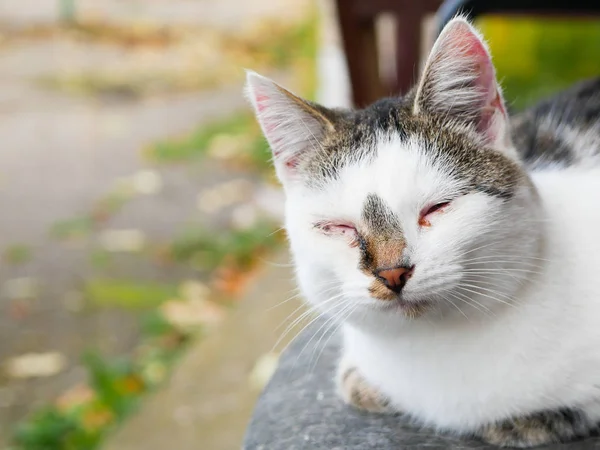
[414,18,513,154]
[245,71,336,186]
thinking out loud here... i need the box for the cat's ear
[245,71,335,184]
[413,18,512,152]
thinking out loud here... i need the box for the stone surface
[103,250,305,450]
[244,317,600,450]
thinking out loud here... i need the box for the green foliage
[13,408,89,450]
[143,15,318,166]
[89,249,112,269]
[140,310,177,339]
[50,217,93,240]
[84,279,177,309]
[145,112,274,174]
[3,244,33,264]
[171,221,281,270]
[13,312,187,450]
[82,352,139,418]
[146,114,253,162]
[479,18,600,109]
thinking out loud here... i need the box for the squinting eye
[419,201,451,227]
[423,202,450,217]
[314,221,358,246]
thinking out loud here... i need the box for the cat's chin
[371,297,431,319]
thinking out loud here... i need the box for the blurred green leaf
[171,220,280,270]
[140,310,178,339]
[89,249,112,269]
[3,244,32,264]
[479,18,600,110]
[50,217,93,240]
[13,407,99,450]
[145,114,254,162]
[84,279,177,309]
[82,352,138,418]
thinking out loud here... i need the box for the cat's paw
[337,363,394,414]
[478,408,594,448]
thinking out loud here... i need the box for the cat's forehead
[322,134,458,218]
[303,98,523,200]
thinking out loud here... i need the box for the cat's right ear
[413,18,513,154]
[245,71,335,185]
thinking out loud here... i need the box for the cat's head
[246,18,543,328]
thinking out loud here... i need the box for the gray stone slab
[244,317,600,450]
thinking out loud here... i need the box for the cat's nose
[376,265,414,293]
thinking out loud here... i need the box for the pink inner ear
[253,90,288,158]
[254,91,280,152]
[449,23,507,137]
[453,25,496,100]
[255,93,269,113]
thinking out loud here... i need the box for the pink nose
[376,266,414,293]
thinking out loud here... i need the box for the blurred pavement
[100,1,350,448]
[103,250,302,450]
[0,0,313,444]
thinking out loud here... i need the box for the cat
[245,16,600,448]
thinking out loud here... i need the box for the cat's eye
[423,202,450,216]
[419,201,451,227]
[314,221,358,246]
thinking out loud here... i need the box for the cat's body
[319,86,600,447]
[342,164,600,428]
[246,18,600,448]
[514,78,600,170]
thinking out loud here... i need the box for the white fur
[288,130,600,433]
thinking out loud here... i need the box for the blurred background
[0,1,598,449]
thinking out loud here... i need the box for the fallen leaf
[206,134,246,160]
[4,352,67,379]
[56,384,95,412]
[116,374,146,395]
[230,203,259,230]
[141,361,167,386]
[7,299,31,320]
[147,243,175,266]
[178,280,210,302]
[99,229,146,252]
[131,169,162,195]
[248,352,279,390]
[2,277,38,300]
[82,407,114,431]
[212,264,258,297]
[196,179,253,214]
[160,298,225,331]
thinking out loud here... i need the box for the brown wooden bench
[336,0,600,107]
[335,0,442,107]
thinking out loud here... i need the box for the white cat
[246,17,600,448]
